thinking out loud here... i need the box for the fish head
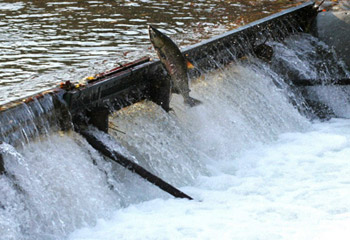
[148,25,166,49]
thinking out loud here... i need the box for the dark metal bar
[87,107,110,133]
[80,131,193,200]
[293,78,350,86]
[0,142,4,175]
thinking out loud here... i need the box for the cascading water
[270,33,350,118]
[0,32,349,240]
[0,95,65,147]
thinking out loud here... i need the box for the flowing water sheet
[1,33,350,240]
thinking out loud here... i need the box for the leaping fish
[148,25,201,107]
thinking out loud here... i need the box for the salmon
[148,25,201,107]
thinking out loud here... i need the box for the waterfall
[0,33,349,240]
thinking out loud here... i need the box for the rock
[340,0,350,10]
[314,11,350,68]
[319,1,337,11]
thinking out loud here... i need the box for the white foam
[69,119,350,240]
[0,133,121,239]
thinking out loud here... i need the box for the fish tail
[184,96,202,107]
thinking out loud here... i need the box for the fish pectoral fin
[186,60,195,69]
[183,54,195,69]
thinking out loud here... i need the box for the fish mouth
[148,25,157,39]
[148,25,164,48]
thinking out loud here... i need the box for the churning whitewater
[69,119,350,240]
[1,33,350,240]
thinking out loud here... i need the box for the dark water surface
[0,0,299,104]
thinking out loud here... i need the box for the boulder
[314,11,350,68]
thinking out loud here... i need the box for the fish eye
[159,51,167,60]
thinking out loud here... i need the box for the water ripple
[0,0,298,105]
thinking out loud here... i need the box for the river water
[0,0,298,104]
[2,1,350,240]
